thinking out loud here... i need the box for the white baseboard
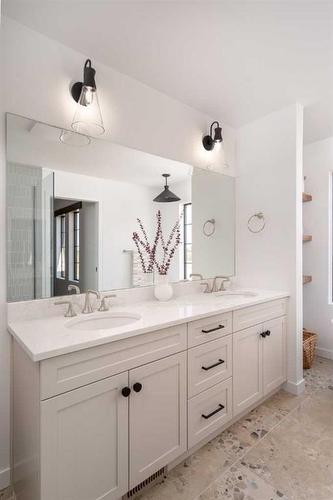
[0,466,10,490]
[316,347,333,360]
[283,378,305,395]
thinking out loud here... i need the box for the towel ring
[247,212,265,233]
[203,218,216,237]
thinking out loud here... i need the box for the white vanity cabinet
[129,353,187,488]
[40,352,187,499]
[233,302,287,417]
[40,373,129,500]
[12,296,289,500]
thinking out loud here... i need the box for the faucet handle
[200,282,211,294]
[98,294,117,312]
[55,299,77,318]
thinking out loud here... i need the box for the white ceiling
[4,1,333,142]
[7,114,192,185]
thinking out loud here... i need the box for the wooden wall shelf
[303,193,312,203]
[303,235,312,242]
[303,275,312,285]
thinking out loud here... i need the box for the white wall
[236,104,304,393]
[0,17,236,484]
[303,137,333,359]
[192,169,235,278]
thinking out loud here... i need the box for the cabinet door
[129,352,187,488]
[233,325,263,416]
[263,316,287,395]
[41,372,129,500]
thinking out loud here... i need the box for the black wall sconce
[70,59,105,137]
[202,121,223,151]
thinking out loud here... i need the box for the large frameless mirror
[6,113,235,302]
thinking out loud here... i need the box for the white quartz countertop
[8,289,289,362]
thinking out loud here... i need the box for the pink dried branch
[132,210,182,275]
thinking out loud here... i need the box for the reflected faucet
[190,273,203,281]
[68,284,80,295]
[82,290,101,314]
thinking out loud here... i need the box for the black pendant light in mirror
[153,174,181,203]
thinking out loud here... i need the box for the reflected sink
[214,291,258,299]
[66,312,141,331]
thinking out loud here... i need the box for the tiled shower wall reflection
[7,162,43,301]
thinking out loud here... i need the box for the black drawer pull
[260,332,266,338]
[202,359,225,371]
[265,330,271,337]
[202,403,225,420]
[202,324,225,334]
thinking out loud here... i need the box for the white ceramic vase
[154,274,173,301]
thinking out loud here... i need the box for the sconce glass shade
[71,85,105,136]
[153,174,181,203]
[213,125,222,142]
[202,121,223,151]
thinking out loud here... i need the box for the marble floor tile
[198,463,288,500]
[228,403,284,447]
[287,387,333,435]
[240,415,333,500]
[137,438,237,500]
[261,389,309,417]
[303,356,333,394]
[208,428,253,460]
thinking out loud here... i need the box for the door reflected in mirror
[6,113,235,302]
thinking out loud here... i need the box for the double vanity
[9,288,289,500]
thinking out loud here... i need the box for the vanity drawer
[40,324,187,399]
[188,377,233,449]
[188,335,232,398]
[187,312,232,348]
[233,299,287,332]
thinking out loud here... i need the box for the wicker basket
[303,329,317,369]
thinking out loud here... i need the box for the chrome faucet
[212,276,231,292]
[219,277,231,291]
[68,284,80,294]
[55,299,77,318]
[82,290,101,314]
[98,293,117,312]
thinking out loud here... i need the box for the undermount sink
[66,312,142,331]
[214,290,258,298]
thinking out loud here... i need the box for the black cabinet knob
[133,382,143,393]
[121,387,131,397]
[260,332,267,338]
[266,330,271,336]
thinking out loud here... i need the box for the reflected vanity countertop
[8,289,289,362]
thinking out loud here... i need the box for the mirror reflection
[6,113,235,302]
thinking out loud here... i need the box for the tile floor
[138,356,333,500]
